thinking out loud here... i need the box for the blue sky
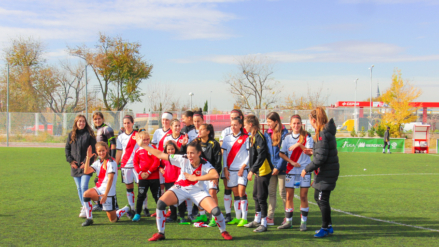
[1,0,438,112]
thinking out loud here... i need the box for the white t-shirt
[91,159,118,196]
[221,131,250,171]
[152,128,171,145]
[116,131,139,168]
[280,133,314,174]
[168,154,214,191]
[187,129,199,143]
[219,127,231,142]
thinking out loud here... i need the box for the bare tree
[146,82,180,112]
[225,55,282,114]
[283,83,329,110]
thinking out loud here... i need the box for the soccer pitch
[1,148,438,246]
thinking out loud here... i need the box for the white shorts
[121,168,139,184]
[220,166,226,179]
[206,179,219,191]
[159,172,165,185]
[93,187,117,211]
[169,186,211,207]
[227,170,248,188]
[285,173,311,189]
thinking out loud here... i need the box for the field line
[294,195,439,232]
[339,173,439,178]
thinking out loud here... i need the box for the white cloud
[0,0,242,45]
[174,41,439,64]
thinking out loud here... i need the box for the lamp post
[85,65,88,120]
[189,92,194,109]
[369,65,374,121]
[355,78,359,131]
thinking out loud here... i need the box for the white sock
[286,208,293,222]
[224,194,232,214]
[200,210,206,215]
[116,205,130,219]
[383,148,385,152]
[186,200,193,215]
[156,209,166,234]
[240,199,248,220]
[301,207,309,222]
[234,198,242,219]
[127,191,135,209]
[261,217,267,227]
[215,213,227,233]
[84,200,93,219]
[143,195,148,209]
[254,212,261,223]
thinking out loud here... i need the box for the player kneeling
[141,140,233,241]
[81,142,131,226]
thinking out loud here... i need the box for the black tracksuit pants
[136,179,161,214]
[164,182,187,219]
[314,189,332,228]
[253,174,271,218]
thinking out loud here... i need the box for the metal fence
[1,108,438,144]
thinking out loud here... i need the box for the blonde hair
[309,107,328,142]
[95,141,110,160]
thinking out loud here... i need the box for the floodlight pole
[85,65,88,120]
[6,63,10,147]
[355,78,359,132]
[369,65,374,120]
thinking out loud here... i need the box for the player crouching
[142,140,233,241]
[81,142,131,226]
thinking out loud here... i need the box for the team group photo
[1,0,439,246]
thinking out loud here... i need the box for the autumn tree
[380,69,422,137]
[69,33,152,113]
[225,55,282,114]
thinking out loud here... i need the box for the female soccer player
[219,109,244,223]
[92,112,117,211]
[302,107,339,238]
[132,131,161,222]
[222,117,250,227]
[81,142,131,226]
[115,115,139,219]
[189,110,204,141]
[163,119,188,150]
[278,115,314,231]
[160,141,187,223]
[181,111,195,138]
[142,141,233,241]
[242,115,273,233]
[264,112,288,226]
[65,115,96,218]
[198,123,222,226]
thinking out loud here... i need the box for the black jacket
[305,118,339,191]
[200,138,222,174]
[65,129,96,177]
[384,130,390,142]
[248,131,273,177]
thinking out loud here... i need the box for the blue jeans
[73,175,91,206]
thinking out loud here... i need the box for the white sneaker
[79,207,87,218]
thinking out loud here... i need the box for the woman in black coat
[301,107,339,238]
[65,114,96,218]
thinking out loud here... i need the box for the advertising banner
[336,138,405,153]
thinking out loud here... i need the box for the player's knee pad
[225,189,232,195]
[211,207,221,217]
[157,200,167,211]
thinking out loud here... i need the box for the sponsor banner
[336,138,405,153]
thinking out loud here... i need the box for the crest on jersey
[179,140,183,143]
[195,170,201,175]
[238,139,243,144]
[132,136,136,140]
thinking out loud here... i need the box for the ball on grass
[364,169,367,171]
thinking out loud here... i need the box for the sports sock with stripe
[83,197,93,219]
[116,205,130,219]
[300,207,309,222]
[254,212,261,223]
[156,209,166,234]
[215,213,227,233]
[285,208,293,222]
[234,196,242,219]
[126,189,135,209]
[224,190,232,214]
[240,196,248,220]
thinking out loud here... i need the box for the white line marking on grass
[294,195,439,232]
[339,173,439,178]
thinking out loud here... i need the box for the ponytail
[309,107,328,142]
[244,115,260,147]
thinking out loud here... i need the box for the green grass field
[1,148,439,246]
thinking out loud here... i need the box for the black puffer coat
[305,118,339,191]
[65,129,96,177]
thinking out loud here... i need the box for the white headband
[162,112,173,120]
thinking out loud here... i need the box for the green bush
[376,125,385,137]
[359,126,366,137]
[350,128,357,137]
[368,127,375,137]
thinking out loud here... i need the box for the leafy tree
[380,69,422,137]
[350,128,357,137]
[203,100,208,112]
[376,125,386,137]
[368,127,375,137]
[359,126,366,137]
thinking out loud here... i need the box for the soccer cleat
[314,228,329,238]
[188,214,196,222]
[79,207,86,218]
[148,233,165,241]
[81,219,93,227]
[192,214,208,223]
[227,218,241,225]
[253,225,267,232]
[300,221,307,231]
[315,226,334,235]
[151,212,157,217]
[208,218,217,227]
[221,231,233,240]
[281,218,286,225]
[179,217,191,225]
[224,213,232,223]
[126,209,135,220]
[143,208,151,217]
[244,221,260,228]
[92,204,102,212]
[266,217,274,226]
[277,221,293,229]
[388,151,391,154]
[132,214,141,222]
[237,219,248,227]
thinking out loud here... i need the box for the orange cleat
[148,233,165,241]
[151,213,157,217]
[221,231,233,240]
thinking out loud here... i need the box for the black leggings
[253,174,271,218]
[383,141,390,150]
[164,182,187,219]
[136,179,161,214]
[314,189,332,228]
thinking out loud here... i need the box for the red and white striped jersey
[169,154,214,191]
[163,133,186,148]
[116,130,139,168]
[91,159,118,196]
[152,128,171,151]
[221,131,250,171]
